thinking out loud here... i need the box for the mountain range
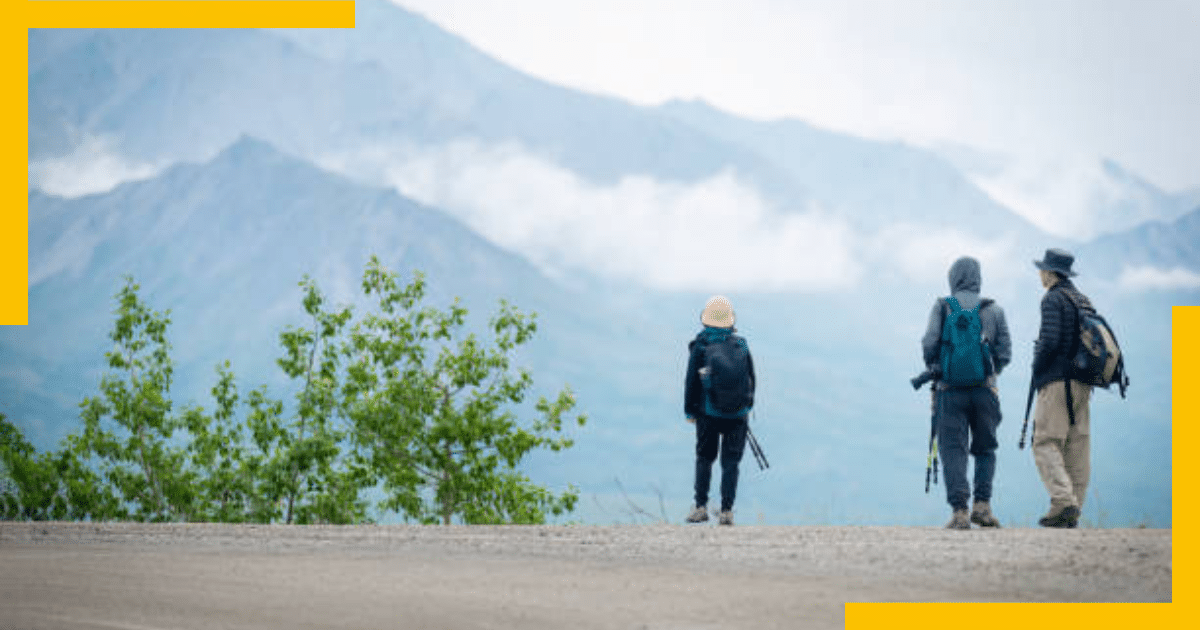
[13,0,1190,527]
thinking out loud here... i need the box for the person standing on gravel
[921,256,1012,529]
[1029,249,1095,529]
[684,295,756,526]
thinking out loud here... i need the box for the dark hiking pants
[693,414,749,512]
[937,386,1001,511]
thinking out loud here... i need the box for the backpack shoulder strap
[1055,285,1093,315]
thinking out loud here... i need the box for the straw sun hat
[700,295,735,329]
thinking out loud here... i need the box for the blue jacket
[684,326,756,419]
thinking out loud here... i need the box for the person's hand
[686,416,695,424]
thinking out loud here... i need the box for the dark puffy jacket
[684,327,755,419]
[1032,279,1094,391]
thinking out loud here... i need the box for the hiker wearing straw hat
[683,295,756,526]
[1029,248,1096,528]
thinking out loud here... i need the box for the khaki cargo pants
[1032,379,1092,513]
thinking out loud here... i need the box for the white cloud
[321,140,1025,293]
[321,140,862,292]
[867,224,1019,286]
[28,135,161,198]
[1116,266,1200,292]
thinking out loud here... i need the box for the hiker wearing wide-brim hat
[1028,248,1095,528]
[683,295,755,526]
[1033,248,1079,278]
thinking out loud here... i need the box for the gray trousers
[1032,379,1092,513]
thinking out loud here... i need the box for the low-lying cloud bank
[321,140,1021,293]
[1117,265,1200,292]
[26,136,1069,295]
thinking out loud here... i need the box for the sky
[393,0,1200,193]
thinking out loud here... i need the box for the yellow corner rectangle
[25,1,356,29]
[847,602,1177,626]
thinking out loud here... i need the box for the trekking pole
[925,383,938,493]
[1018,372,1035,449]
[747,411,769,470]
[747,427,769,470]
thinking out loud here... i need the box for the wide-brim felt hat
[1034,248,1078,277]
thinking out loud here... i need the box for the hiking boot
[1038,505,1080,529]
[970,501,1001,528]
[685,505,709,524]
[718,510,734,526]
[945,508,971,530]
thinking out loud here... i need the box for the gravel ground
[0,522,1171,629]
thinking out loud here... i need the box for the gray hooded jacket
[921,257,1012,389]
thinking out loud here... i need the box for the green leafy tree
[72,278,199,521]
[342,257,586,524]
[2,257,586,526]
[1,413,119,520]
[268,277,368,524]
[180,363,279,523]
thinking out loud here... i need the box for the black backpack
[1061,288,1129,397]
[701,336,753,418]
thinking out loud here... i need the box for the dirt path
[0,523,1171,629]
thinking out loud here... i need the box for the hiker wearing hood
[684,295,756,526]
[921,256,1012,529]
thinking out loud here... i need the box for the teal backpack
[938,297,995,387]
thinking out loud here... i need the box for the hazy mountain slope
[29,28,417,164]
[658,99,1043,240]
[30,20,800,200]
[937,142,1195,241]
[1078,206,1200,279]
[13,137,599,442]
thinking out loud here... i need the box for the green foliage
[1,258,585,525]
[180,364,277,523]
[343,257,586,524]
[71,278,198,521]
[268,277,367,524]
[1,413,119,520]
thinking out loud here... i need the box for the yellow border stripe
[849,603,1176,625]
[3,23,28,326]
[1173,306,1193,604]
[24,1,356,29]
